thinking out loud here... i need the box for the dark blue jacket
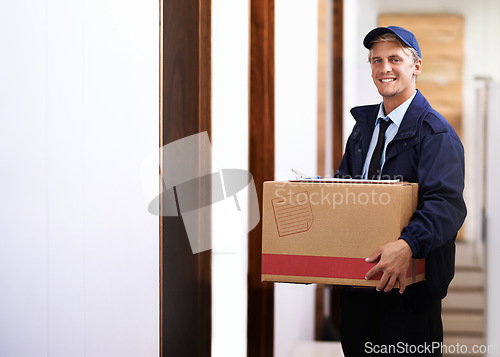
[335,90,467,299]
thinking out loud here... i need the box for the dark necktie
[368,119,391,180]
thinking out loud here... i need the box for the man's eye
[392,58,400,63]
[373,59,381,64]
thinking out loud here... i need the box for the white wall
[342,0,380,145]
[275,0,319,182]
[211,0,249,356]
[0,1,159,356]
[274,1,318,356]
[486,82,500,357]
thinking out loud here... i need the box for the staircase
[442,242,486,356]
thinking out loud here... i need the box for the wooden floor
[290,341,344,357]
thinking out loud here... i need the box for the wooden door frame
[159,0,212,356]
[248,0,275,356]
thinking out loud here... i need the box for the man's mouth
[380,78,396,83]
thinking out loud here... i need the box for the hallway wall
[274,1,319,356]
[0,1,159,356]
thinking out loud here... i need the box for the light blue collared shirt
[361,91,417,179]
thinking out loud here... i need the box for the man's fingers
[384,275,397,292]
[365,251,381,263]
[365,241,412,293]
[399,275,407,294]
[365,263,380,281]
[376,272,389,292]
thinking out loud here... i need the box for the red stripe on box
[262,254,425,280]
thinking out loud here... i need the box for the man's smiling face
[370,41,421,113]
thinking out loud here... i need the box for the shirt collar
[376,91,417,128]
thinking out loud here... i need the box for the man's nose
[382,60,392,72]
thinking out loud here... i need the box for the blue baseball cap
[363,26,421,58]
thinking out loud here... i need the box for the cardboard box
[261,180,425,287]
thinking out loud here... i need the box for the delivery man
[335,26,467,356]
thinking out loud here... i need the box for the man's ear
[413,58,422,76]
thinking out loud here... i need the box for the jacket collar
[350,90,430,142]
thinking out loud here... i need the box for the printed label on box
[271,192,313,237]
